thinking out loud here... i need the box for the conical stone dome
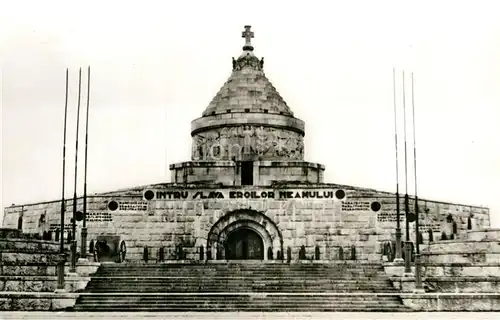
[202,50,293,117]
[190,26,305,162]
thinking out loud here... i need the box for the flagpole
[70,68,82,273]
[393,68,403,263]
[412,72,423,290]
[57,68,69,290]
[80,66,90,260]
[402,71,412,274]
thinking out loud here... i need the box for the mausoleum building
[2,26,491,263]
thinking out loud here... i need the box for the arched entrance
[225,228,264,260]
[206,209,283,261]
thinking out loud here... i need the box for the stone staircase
[72,262,410,312]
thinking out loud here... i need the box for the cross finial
[242,25,254,51]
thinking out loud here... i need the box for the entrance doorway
[225,228,264,260]
[241,161,253,185]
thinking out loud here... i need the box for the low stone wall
[72,260,100,277]
[0,238,64,278]
[0,237,60,253]
[468,228,500,241]
[0,292,77,311]
[385,229,500,295]
[401,293,500,311]
[420,228,500,264]
[0,274,93,293]
[0,228,22,239]
[422,241,500,264]
[384,262,500,293]
[0,233,100,310]
[425,277,500,293]
[424,263,500,277]
[1,276,56,292]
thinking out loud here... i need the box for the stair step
[73,262,405,312]
[73,307,410,312]
[76,299,403,304]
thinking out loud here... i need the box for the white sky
[1,0,499,227]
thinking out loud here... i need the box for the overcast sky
[1,0,499,227]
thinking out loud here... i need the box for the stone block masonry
[3,184,490,263]
[2,26,491,265]
[0,292,77,311]
[1,239,63,293]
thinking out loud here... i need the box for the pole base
[77,258,89,264]
[56,262,65,290]
[80,227,88,259]
[70,240,77,272]
[65,272,79,277]
[403,241,413,274]
[395,228,403,261]
[412,288,426,294]
[393,258,404,265]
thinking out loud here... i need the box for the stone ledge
[401,293,500,311]
[422,255,500,265]
[388,262,499,267]
[259,161,325,169]
[0,275,92,293]
[423,240,500,250]
[0,239,60,253]
[0,228,22,239]
[0,252,64,265]
[0,276,59,281]
[467,229,500,242]
[389,275,500,283]
[425,276,500,281]
[422,250,500,255]
[191,113,305,136]
[170,161,235,169]
[64,261,100,277]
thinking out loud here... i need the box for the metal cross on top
[242,25,254,50]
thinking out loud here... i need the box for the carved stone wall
[192,126,304,161]
[2,188,491,262]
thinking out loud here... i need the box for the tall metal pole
[58,69,69,289]
[412,72,423,289]
[71,68,82,272]
[80,66,90,260]
[393,68,403,262]
[402,71,412,274]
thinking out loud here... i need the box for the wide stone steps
[86,277,392,283]
[85,287,396,293]
[94,268,387,277]
[84,278,395,293]
[95,271,387,277]
[73,263,408,312]
[73,294,410,312]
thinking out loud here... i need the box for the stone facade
[1,26,492,265]
[170,161,325,185]
[2,184,490,263]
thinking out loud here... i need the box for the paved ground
[1,312,499,320]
